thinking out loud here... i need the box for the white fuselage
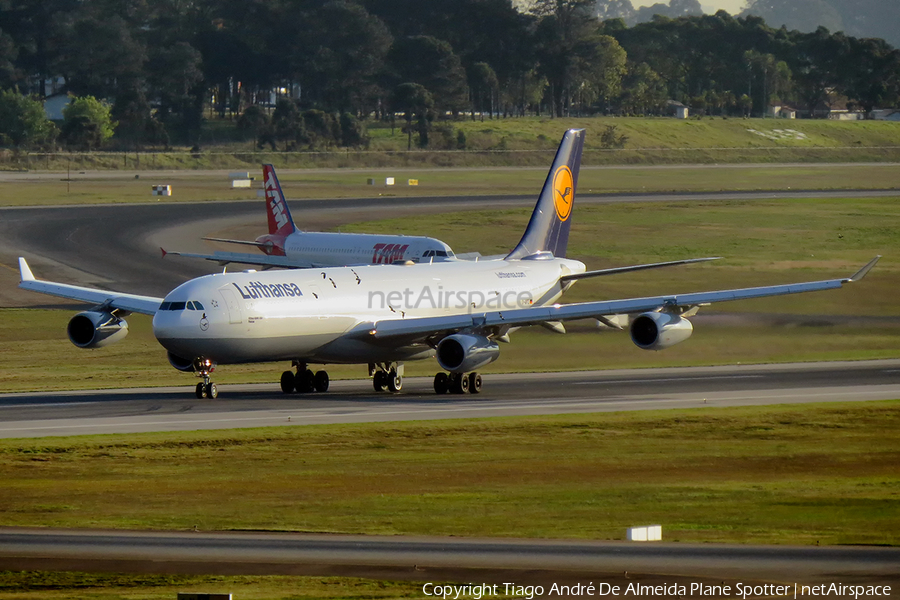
[279,231,456,267]
[152,257,586,365]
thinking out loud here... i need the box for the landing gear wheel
[387,368,402,393]
[434,372,449,394]
[296,369,315,393]
[450,373,469,394]
[314,370,330,393]
[280,371,296,394]
[373,370,388,392]
[195,382,207,399]
[468,372,482,394]
[206,382,218,399]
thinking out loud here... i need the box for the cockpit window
[159,301,171,311]
[192,301,205,310]
[169,301,186,311]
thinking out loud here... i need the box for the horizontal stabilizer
[202,237,266,248]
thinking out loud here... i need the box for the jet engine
[630,312,693,351]
[67,311,129,349]
[436,333,500,373]
[167,352,195,372]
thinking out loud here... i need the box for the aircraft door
[218,287,243,324]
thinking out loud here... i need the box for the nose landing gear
[193,358,218,399]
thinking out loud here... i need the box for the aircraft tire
[314,370,329,393]
[195,382,207,399]
[434,372,449,394]
[373,370,388,392]
[296,369,315,393]
[450,373,469,394]
[468,372,482,394]
[207,382,218,399]
[387,369,402,393]
[280,371,296,394]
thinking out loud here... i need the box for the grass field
[0,572,423,600]
[0,402,897,545]
[2,162,899,207]
[5,116,900,172]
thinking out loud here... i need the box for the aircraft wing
[18,258,162,315]
[162,248,315,269]
[560,257,721,281]
[366,257,881,341]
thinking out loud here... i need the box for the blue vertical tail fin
[505,129,585,260]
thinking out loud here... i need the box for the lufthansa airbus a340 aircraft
[163,164,458,269]
[19,129,880,398]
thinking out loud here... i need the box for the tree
[302,2,392,114]
[617,62,667,114]
[0,89,57,148]
[391,83,433,149]
[594,0,635,23]
[387,36,468,114]
[533,0,614,116]
[469,62,499,120]
[50,12,146,99]
[742,0,844,35]
[841,37,900,114]
[60,96,116,150]
[269,98,305,151]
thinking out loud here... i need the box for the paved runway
[1,360,897,438]
[0,528,897,587]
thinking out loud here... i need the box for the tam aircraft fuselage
[153,256,586,364]
[272,230,456,267]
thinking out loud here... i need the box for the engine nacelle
[436,333,500,373]
[630,312,693,351]
[167,352,195,372]
[67,311,129,349]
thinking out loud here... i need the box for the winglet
[160,247,168,259]
[845,255,881,282]
[18,257,34,282]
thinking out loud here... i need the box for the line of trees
[0,0,897,151]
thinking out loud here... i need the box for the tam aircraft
[18,129,880,399]
[163,164,457,269]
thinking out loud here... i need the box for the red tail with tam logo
[262,165,297,236]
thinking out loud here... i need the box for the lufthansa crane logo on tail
[552,165,574,221]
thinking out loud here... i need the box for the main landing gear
[370,363,404,393]
[281,361,330,394]
[194,358,218,399]
[434,372,482,394]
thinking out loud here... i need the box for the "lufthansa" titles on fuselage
[233,280,303,300]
